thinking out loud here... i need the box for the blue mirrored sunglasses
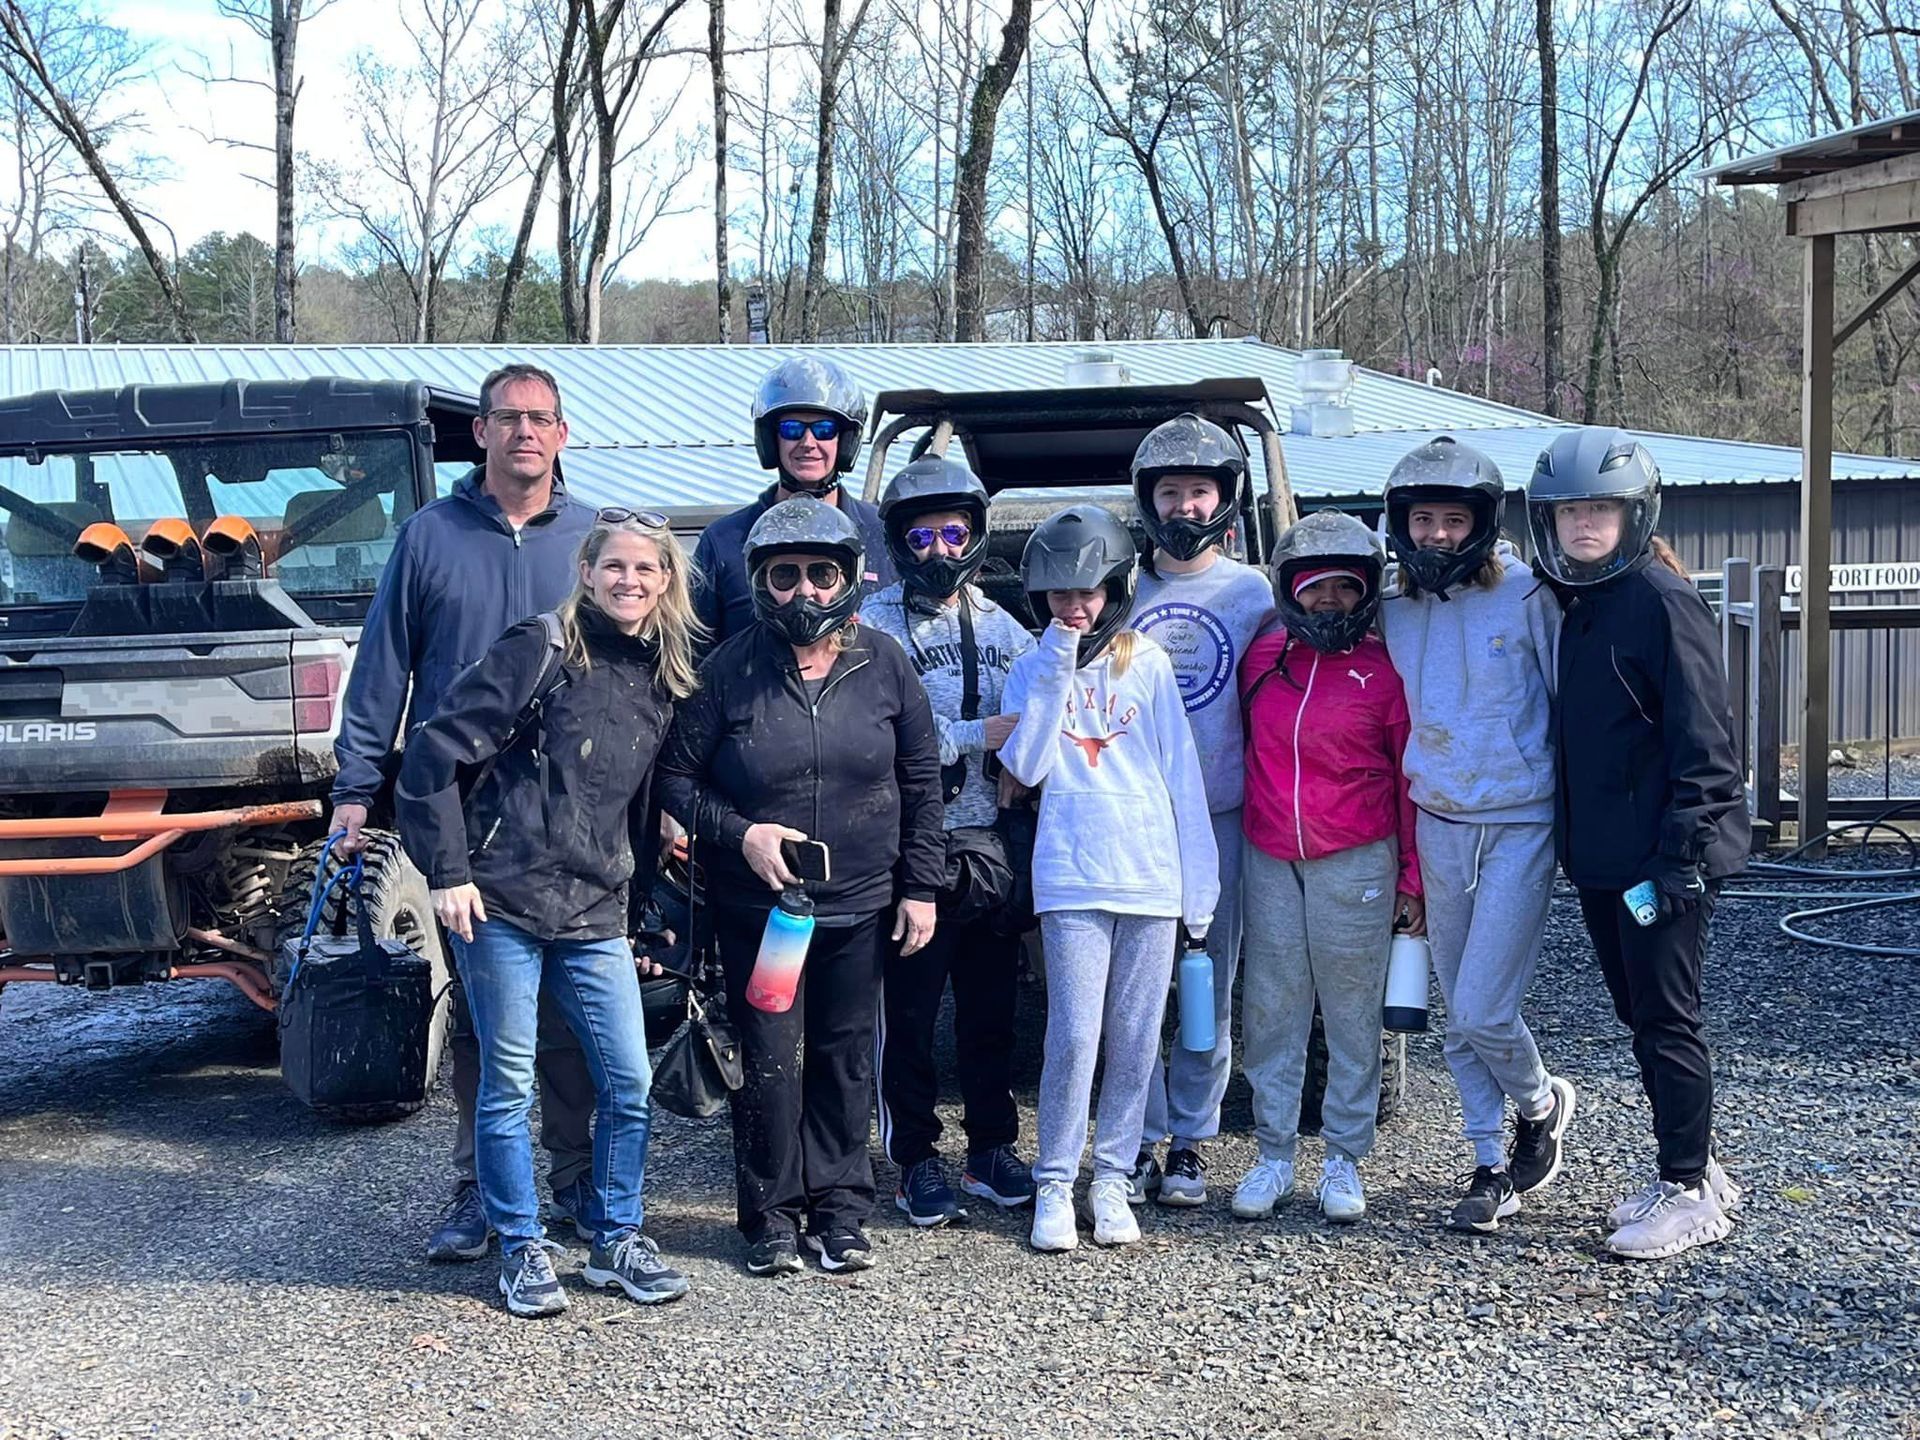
[905,522,972,550]
[776,417,842,442]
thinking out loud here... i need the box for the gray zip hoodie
[860,582,1034,830]
[1379,546,1560,825]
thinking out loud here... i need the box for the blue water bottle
[1177,931,1215,1052]
[747,888,815,1013]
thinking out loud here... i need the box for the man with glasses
[692,355,894,646]
[331,362,600,1264]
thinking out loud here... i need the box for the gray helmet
[750,355,868,480]
[1020,504,1139,664]
[879,456,990,602]
[1526,428,1661,587]
[1383,436,1505,598]
[1270,510,1384,654]
[743,495,867,645]
[1130,412,1250,562]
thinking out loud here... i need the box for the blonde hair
[1091,628,1139,678]
[557,519,704,700]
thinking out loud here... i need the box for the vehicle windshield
[0,431,420,609]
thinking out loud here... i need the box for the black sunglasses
[597,507,670,527]
[776,417,842,442]
[765,560,844,591]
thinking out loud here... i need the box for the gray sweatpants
[1418,813,1556,1167]
[1142,807,1246,1149]
[1241,839,1398,1163]
[1035,910,1178,1185]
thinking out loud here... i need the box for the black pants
[717,903,885,1242]
[876,914,1020,1167]
[1577,884,1717,1186]
[448,970,595,1196]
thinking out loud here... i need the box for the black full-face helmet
[1020,504,1140,664]
[878,455,991,604]
[1383,436,1505,597]
[749,355,869,487]
[1526,427,1662,587]
[744,495,866,645]
[1271,510,1385,654]
[1129,412,1251,562]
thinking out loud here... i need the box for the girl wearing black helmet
[1380,436,1575,1236]
[1527,429,1747,1261]
[863,456,1038,1226]
[1125,413,1274,1210]
[1233,511,1422,1226]
[998,505,1218,1253]
[658,495,946,1278]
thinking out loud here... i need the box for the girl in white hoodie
[999,506,1218,1253]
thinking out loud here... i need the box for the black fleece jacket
[656,622,945,919]
[395,604,672,942]
[1549,558,1749,888]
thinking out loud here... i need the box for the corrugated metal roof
[2,340,1913,513]
[1703,110,1920,185]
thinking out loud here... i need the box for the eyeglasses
[776,417,842,443]
[597,507,670,527]
[765,560,843,591]
[905,522,972,550]
[487,407,561,431]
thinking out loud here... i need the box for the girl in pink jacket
[1231,511,1423,1225]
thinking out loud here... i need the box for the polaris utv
[0,376,480,1120]
[857,376,1407,1129]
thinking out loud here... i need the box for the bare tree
[952,0,1031,340]
[798,0,876,339]
[0,0,197,339]
[709,0,731,340]
[1537,0,1563,412]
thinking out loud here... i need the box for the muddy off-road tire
[1298,1007,1406,1135]
[271,831,451,1124]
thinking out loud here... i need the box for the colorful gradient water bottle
[1177,932,1215,1052]
[746,888,815,1013]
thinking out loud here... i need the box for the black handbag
[939,823,1017,925]
[649,967,743,1120]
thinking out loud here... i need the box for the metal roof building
[2,339,1913,512]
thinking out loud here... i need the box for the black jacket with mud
[1548,556,1749,888]
[656,621,946,919]
[395,603,671,942]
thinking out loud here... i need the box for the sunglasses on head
[596,507,669,527]
[905,522,972,550]
[765,560,843,592]
[776,417,842,443]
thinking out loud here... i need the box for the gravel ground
[2,884,1917,1440]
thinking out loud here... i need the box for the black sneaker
[498,1242,568,1318]
[547,1175,596,1244]
[745,1229,804,1277]
[804,1226,873,1273]
[961,1145,1036,1208]
[895,1157,966,1227]
[1158,1147,1207,1208]
[1125,1149,1163,1206]
[1509,1076,1577,1194]
[583,1229,690,1304]
[1448,1166,1521,1234]
[425,1184,493,1263]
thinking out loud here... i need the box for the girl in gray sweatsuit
[1379,436,1576,1236]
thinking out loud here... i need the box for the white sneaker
[1088,1175,1141,1246]
[1029,1181,1078,1253]
[1231,1157,1296,1219]
[1608,1156,1741,1230]
[1606,1180,1731,1260]
[1316,1154,1366,1224]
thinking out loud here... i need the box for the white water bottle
[1382,933,1431,1034]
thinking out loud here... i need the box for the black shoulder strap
[958,594,980,723]
[467,613,568,798]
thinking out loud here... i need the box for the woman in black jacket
[658,494,945,1277]
[396,511,700,1318]
[1527,430,1748,1263]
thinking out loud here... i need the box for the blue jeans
[455,918,653,1253]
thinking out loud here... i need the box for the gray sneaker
[1125,1149,1163,1206]
[499,1242,569,1318]
[583,1229,690,1305]
[1606,1180,1732,1260]
[1158,1147,1207,1207]
[1608,1157,1741,1230]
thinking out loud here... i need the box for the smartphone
[781,838,831,884]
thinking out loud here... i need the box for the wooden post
[1800,235,1836,855]
[1722,557,1752,783]
[1753,565,1784,838]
